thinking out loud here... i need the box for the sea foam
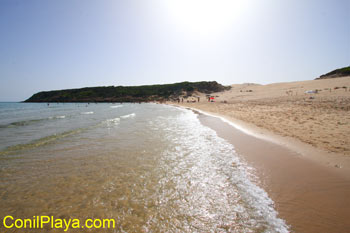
[120,113,136,119]
[110,105,123,109]
[105,117,120,125]
[81,111,94,115]
[152,107,289,232]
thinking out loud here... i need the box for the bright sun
[163,0,249,37]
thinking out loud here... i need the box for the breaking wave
[120,113,136,119]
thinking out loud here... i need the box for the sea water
[0,102,288,232]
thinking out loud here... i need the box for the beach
[1,75,350,232]
[195,110,350,232]
[173,76,350,232]
[1,0,349,231]
[0,82,349,232]
[176,76,350,167]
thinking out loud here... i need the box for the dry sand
[175,76,350,172]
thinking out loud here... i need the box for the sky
[0,0,349,101]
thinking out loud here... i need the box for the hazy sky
[0,0,349,101]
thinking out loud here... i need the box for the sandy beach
[195,111,350,233]
[175,76,350,170]
[171,76,350,232]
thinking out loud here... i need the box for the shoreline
[173,103,350,179]
[172,104,350,232]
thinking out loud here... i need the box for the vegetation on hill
[25,81,230,103]
[316,66,350,80]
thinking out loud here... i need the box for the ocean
[0,102,288,232]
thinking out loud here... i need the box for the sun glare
[163,0,249,37]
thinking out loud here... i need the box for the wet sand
[195,111,350,232]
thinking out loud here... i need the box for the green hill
[25,81,230,103]
[316,66,350,80]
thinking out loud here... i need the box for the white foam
[81,111,94,115]
[120,113,136,119]
[106,117,120,125]
[49,115,66,119]
[182,106,280,144]
[160,107,289,232]
[110,105,123,109]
